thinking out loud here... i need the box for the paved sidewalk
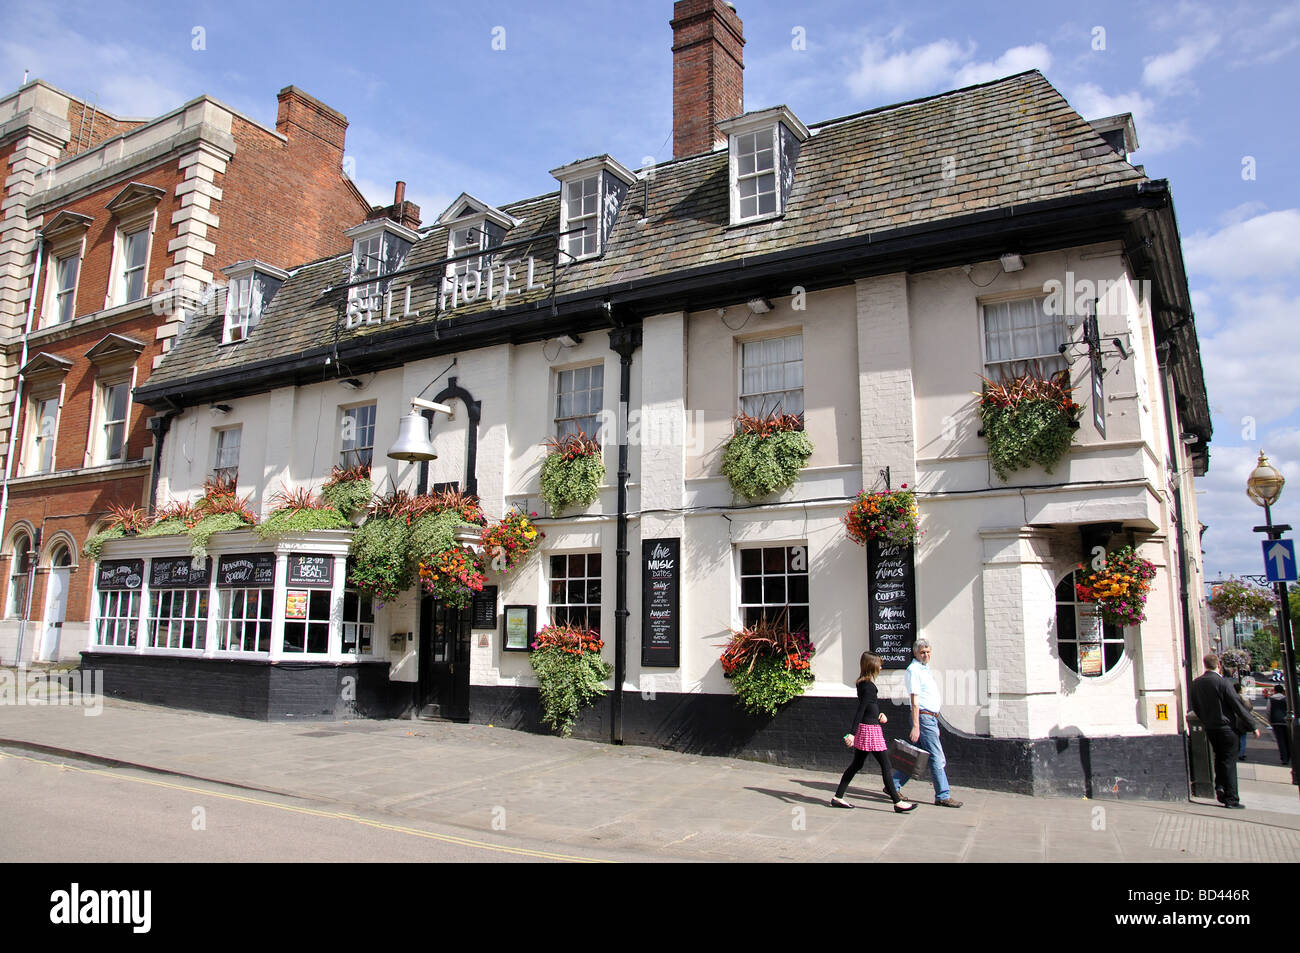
[2,697,1299,862]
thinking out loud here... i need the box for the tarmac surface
[2,688,1298,863]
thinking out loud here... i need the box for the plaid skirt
[853,723,887,752]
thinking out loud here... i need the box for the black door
[418,594,471,720]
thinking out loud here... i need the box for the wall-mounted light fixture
[746,298,773,314]
[209,404,232,416]
[557,333,582,348]
[339,378,364,390]
[999,253,1025,273]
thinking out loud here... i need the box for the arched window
[7,532,32,619]
[1056,569,1126,677]
[50,543,73,568]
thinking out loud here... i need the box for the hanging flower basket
[1074,545,1157,627]
[720,412,814,501]
[320,463,374,520]
[1207,578,1277,627]
[540,432,604,512]
[978,372,1082,480]
[482,509,544,573]
[529,624,612,736]
[418,545,487,609]
[719,618,815,716]
[842,486,920,548]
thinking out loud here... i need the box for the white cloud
[1141,35,1219,91]
[846,38,972,99]
[1067,82,1194,154]
[1199,288,1300,428]
[1217,201,1270,228]
[953,44,1053,87]
[1184,210,1300,281]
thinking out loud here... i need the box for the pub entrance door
[418,594,471,720]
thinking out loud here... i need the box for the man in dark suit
[1190,653,1260,809]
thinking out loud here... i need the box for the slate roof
[145,70,1152,394]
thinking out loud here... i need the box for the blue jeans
[893,713,951,801]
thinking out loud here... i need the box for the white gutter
[4,234,43,663]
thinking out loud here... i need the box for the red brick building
[0,80,374,663]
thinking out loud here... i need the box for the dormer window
[344,220,419,325]
[221,261,288,344]
[718,106,811,226]
[436,193,516,277]
[550,156,637,263]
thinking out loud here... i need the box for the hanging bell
[386,412,438,462]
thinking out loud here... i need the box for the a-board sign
[97,559,143,591]
[216,553,277,588]
[472,586,498,629]
[641,537,680,667]
[150,556,210,589]
[867,539,917,669]
[287,554,333,587]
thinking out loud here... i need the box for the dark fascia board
[136,182,1179,410]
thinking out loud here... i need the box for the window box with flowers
[978,372,1082,481]
[719,618,815,716]
[1074,545,1157,627]
[539,431,604,513]
[528,623,612,736]
[720,411,814,501]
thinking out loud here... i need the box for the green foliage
[981,400,1078,480]
[1208,578,1277,627]
[728,655,814,717]
[139,517,188,538]
[540,451,604,512]
[349,515,412,602]
[529,628,612,737]
[320,478,373,519]
[188,512,254,560]
[256,506,350,539]
[407,509,467,565]
[83,527,125,561]
[721,430,814,500]
[1243,628,1281,669]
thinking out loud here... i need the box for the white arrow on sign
[1267,542,1293,575]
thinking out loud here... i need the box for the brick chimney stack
[365,179,422,231]
[276,86,348,153]
[670,0,745,158]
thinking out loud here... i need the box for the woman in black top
[831,652,917,813]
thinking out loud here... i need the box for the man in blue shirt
[892,638,962,807]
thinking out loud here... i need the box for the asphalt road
[0,750,645,863]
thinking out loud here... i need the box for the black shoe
[894,800,918,813]
[1215,788,1226,804]
[830,796,854,809]
[1224,802,1246,810]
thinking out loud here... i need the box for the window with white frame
[733,129,778,222]
[740,334,803,417]
[561,175,599,260]
[340,403,376,469]
[1055,570,1125,677]
[28,394,59,475]
[449,224,486,276]
[221,264,285,344]
[738,544,809,634]
[342,589,374,654]
[224,274,254,343]
[96,590,140,647]
[148,589,209,650]
[6,532,31,619]
[117,227,149,304]
[548,553,601,631]
[349,227,412,314]
[96,379,130,463]
[217,587,272,653]
[214,427,240,483]
[51,252,80,325]
[982,296,1068,379]
[283,589,331,654]
[555,365,603,440]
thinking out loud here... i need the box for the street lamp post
[1247,451,1299,797]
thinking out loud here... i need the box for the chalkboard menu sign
[867,539,917,669]
[150,556,210,589]
[97,559,143,591]
[641,537,680,668]
[471,586,498,629]
[216,553,277,588]
[287,554,333,587]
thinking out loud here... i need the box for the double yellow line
[0,750,611,863]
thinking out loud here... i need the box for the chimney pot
[394,180,406,205]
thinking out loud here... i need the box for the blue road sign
[1263,539,1297,583]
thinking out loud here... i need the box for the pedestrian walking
[1234,682,1253,761]
[831,652,917,813]
[1269,685,1291,765]
[892,638,962,807]
[1189,653,1259,809]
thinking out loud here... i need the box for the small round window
[1056,570,1125,676]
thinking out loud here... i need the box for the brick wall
[671,0,745,158]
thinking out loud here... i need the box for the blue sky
[4,0,1298,579]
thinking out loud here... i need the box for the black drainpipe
[608,325,641,745]
[146,410,180,511]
